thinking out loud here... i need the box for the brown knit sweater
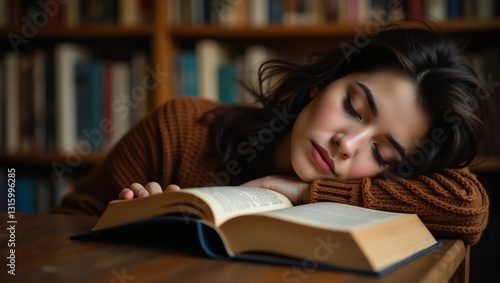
[54,97,489,245]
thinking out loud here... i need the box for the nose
[333,129,372,159]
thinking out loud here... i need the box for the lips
[311,141,335,174]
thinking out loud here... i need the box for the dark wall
[470,171,500,283]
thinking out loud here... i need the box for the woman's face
[289,70,431,181]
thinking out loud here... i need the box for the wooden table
[0,213,468,283]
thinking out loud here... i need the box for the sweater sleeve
[53,97,220,216]
[52,104,166,216]
[308,169,489,245]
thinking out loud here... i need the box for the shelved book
[168,0,499,26]
[17,0,152,28]
[72,186,440,275]
[172,42,275,104]
[0,46,150,154]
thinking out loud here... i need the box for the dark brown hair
[206,22,494,183]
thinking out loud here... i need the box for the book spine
[87,60,104,151]
[64,0,80,27]
[475,0,495,19]
[4,53,20,153]
[45,56,57,151]
[102,61,113,151]
[19,55,33,152]
[406,0,423,19]
[75,61,90,145]
[16,175,35,213]
[54,43,89,153]
[130,52,149,122]
[32,50,47,151]
[180,50,198,97]
[447,0,460,19]
[196,40,227,101]
[218,62,240,104]
[110,62,131,149]
[249,0,269,26]
[119,0,140,26]
[269,0,285,24]
[0,0,8,28]
[424,0,447,21]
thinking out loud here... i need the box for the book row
[169,0,499,27]
[0,172,73,213]
[173,40,500,118]
[173,40,275,104]
[0,0,152,29]
[1,43,498,156]
[0,44,151,155]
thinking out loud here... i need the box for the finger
[129,183,149,197]
[144,182,163,195]
[165,184,181,192]
[119,188,135,200]
[240,180,260,187]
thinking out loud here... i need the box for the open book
[73,186,440,275]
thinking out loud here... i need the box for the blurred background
[0,0,499,281]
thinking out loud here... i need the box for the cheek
[294,102,333,136]
[309,100,344,130]
[345,159,381,179]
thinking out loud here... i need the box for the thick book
[72,186,440,275]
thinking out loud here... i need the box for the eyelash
[372,144,388,167]
[344,96,388,167]
[343,96,362,121]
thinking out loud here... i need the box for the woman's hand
[118,182,181,199]
[241,176,310,205]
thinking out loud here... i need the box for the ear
[309,87,319,99]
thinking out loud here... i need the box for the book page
[184,187,293,226]
[92,186,292,231]
[253,202,408,231]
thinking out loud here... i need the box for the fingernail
[140,191,148,197]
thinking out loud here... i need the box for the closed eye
[343,96,362,121]
[372,144,388,167]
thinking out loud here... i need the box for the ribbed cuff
[309,178,367,207]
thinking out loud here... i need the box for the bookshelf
[169,18,500,38]
[1,0,500,213]
[0,0,160,213]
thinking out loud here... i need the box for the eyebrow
[356,82,378,117]
[356,82,406,160]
